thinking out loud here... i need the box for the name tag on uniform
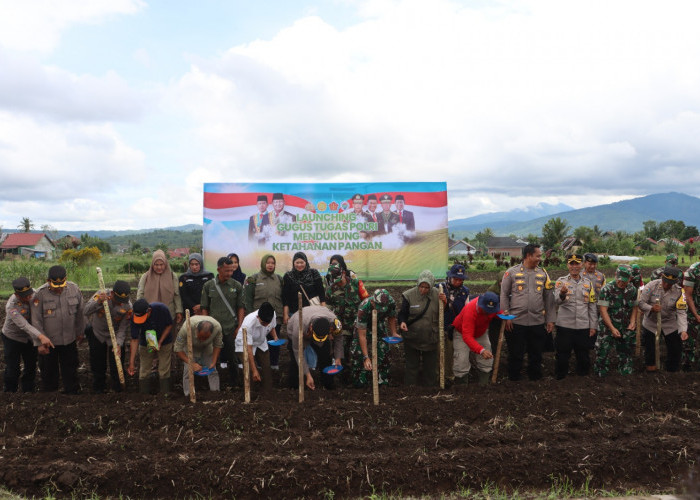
[410,304,421,308]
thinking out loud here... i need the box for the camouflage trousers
[351,335,391,387]
[682,318,700,371]
[594,330,635,377]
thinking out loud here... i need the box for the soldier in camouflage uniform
[351,289,399,387]
[682,261,700,370]
[325,263,370,373]
[650,254,678,282]
[594,265,639,376]
[630,264,644,290]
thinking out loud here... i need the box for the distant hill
[450,202,574,234]
[481,192,700,236]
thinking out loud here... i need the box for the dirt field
[2,270,699,499]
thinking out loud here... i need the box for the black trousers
[267,324,281,366]
[2,333,38,392]
[643,327,682,372]
[554,326,591,379]
[505,324,546,381]
[39,342,80,394]
[220,333,239,387]
[288,340,335,390]
[87,328,124,392]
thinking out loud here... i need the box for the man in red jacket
[452,291,501,385]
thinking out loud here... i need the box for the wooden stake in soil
[95,267,125,389]
[185,310,196,403]
[298,292,304,403]
[242,327,250,403]
[655,298,662,370]
[438,284,445,389]
[491,319,507,384]
[372,309,379,405]
[635,289,642,357]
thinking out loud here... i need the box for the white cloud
[0,0,146,52]
[169,0,700,218]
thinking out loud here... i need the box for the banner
[203,182,447,280]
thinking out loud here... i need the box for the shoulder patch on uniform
[676,292,687,310]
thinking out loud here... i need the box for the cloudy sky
[1,0,700,231]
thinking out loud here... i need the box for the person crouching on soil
[236,302,277,392]
[352,289,400,388]
[398,270,441,386]
[638,267,688,372]
[174,316,223,397]
[287,305,343,391]
[128,298,174,394]
[452,291,500,385]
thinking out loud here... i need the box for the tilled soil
[1,355,700,499]
[2,270,699,499]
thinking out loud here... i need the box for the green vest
[244,272,283,317]
[402,286,440,350]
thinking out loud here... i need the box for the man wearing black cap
[128,298,174,394]
[2,277,54,392]
[235,302,278,391]
[553,254,598,379]
[582,253,606,297]
[436,264,470,384]
[638,267,688,372]
[248,194,270,244]
[287,305,343,390]
[378,194,399,234]
[393,194,415,232]
[452,291,501,385]
[83,281,133,393]
[31,265,84,394]
[269,193,296,236]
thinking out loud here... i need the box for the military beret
[584,253,598,263]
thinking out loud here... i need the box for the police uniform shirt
[31,282,85,346]
[554,274,598,330]
[638,279,687,335]
[500,264,555,326]
[581,269,605,295]
[84,294,133,346]
[3,291,44,344]
[287,305,343,375]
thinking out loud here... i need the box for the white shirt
[235,310,276,354]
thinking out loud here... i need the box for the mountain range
[449,192,700,237]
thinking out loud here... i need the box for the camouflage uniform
[630,264,644,290]
[325,268,369,366]
[650,254,678,282]
[682,262,700,370]
[351,290,396,387]
[594,276,638,376]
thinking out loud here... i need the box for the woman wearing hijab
[244,254,284,369]
[282,252,325,324]
[227,253,247,285]
[137,249,183,324]
[323,254,358,286]
[178,253,214,315]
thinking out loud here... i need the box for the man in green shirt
[201,257,244,389]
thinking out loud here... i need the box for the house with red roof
[0,233,56,259]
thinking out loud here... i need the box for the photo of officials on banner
[203,182,447,280]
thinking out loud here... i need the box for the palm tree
[17,217,34,232]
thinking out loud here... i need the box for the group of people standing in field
[3,247,699,395]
